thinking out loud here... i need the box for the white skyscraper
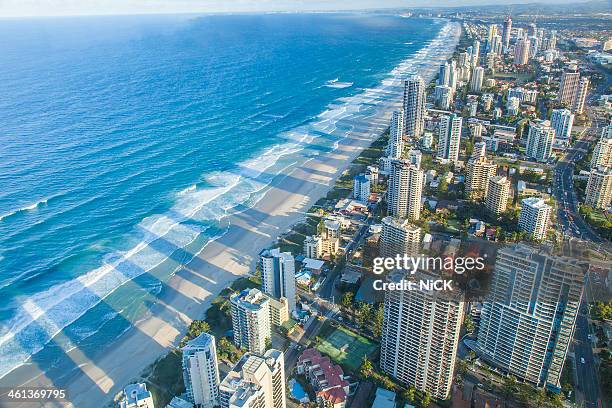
[230,288,272,354]
[434,85,453,110]
[502,16,512,51]
[438,62,451,87]
[388,110,405,159]
[470,66,485,93]
[466,156,497,200]
[518,197,552,240]
[261,248,296,312]
[353,173,371,202]
[387,159,423,221]
[380,216,421,258]
[585,166,612,209]
[219,349,286,408]
[403,76,426,138]
[477,244,585,391]
[181,333,221,408]
[526,121,556,162]
[380,270,464,400]
[550,108,574,142]
[437,113,462,163]
[591,124,612,169]
[486,176,510,215]
[472,39,480,66]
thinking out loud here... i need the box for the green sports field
[315,321,377,371]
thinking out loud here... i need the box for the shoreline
[0,20,461,408]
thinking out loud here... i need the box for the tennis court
[316,321,377,371]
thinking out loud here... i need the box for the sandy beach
[0,21,460,408]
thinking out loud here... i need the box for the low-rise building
[120,383,155,408]
[297,349,350,408]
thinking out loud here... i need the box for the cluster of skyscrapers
[586,124,612,209]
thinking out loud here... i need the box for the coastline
[0,20,461,408]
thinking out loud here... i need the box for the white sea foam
[0,194,60,222]
[324,78,354,89]
[0,20,461,380]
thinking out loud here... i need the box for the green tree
[360,356,373,378]
[372,304,385,337]
[356,302,373,328]
[187,320,211,340]
[341,292,354,308]
[420,391,431,408]
[265,337,272,351]
[464,314,475,333]
[403,386,416,403]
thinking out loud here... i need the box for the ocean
[0,13,450,382]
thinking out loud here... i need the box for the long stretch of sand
[0,21,460,408]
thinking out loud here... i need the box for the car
[580,357,585,364]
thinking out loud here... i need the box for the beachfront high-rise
[387,159,424,221]
[380,270,464,400]
[465,156,497,200]
[526,121,556,162]
[403,75,426,138]
[485,176,510,216]
[230,288,272,354]
[120,383,155,408]
[261,248,296,312]
[550,108,574,143]
[380,216,421,258]
[304,235,323,259]
[591,124,612,169]
[477,244,585,392]
[181,332,221,408]
[438,62,451,87]
[518,197,552,240]
[585,166,612,209]
[388,110,405,159]
[557,71,580,106]
[437,113,462,163]
[353,173,371,202]
[219,349,286,408]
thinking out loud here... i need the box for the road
[318,214,373,302]
[552,116,606,408]
[283,296,339,374]
[552,120,602,242]
[573,300,601,408]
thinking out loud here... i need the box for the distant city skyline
[0,0,596,18]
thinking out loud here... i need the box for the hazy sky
[0,0,593,17]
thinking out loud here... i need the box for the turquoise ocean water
[0,13,447,381]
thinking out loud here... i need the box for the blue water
[0,13,450,381]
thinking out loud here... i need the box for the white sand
[0,21,460,408]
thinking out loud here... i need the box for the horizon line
[0,0,600,19]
